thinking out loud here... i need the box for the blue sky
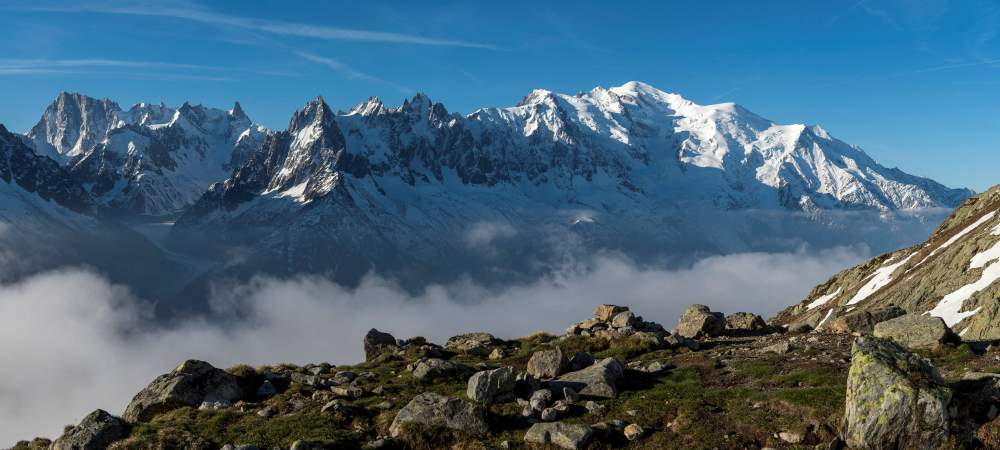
[0,0,998,190]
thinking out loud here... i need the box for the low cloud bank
[0,246,867,444]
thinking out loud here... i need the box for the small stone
[321,399,346,414]
[330,385,364,398]
[585,401,605,415]
[623,423,644,441]
[488,348,506,360]
[257,406,275,418]
[540,407,558,421]
[761,341,793,355]
[524,422,593,450]
[778,430,804,444]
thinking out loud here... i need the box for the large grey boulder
[466,366,515,403]
[123,360,242,423]
[363,328,399,361]
[389,392,488,437]
[549,357,624,399]
[526,347,568,379]
[843,336,951,450]
[411,358,467,382]
[524,422,592,449]
[444,332,498,356]
[725,312,768,333]
[873,314,957,350]
[51,409,128,450]
[829,305,905,335]
[676,304,725,339]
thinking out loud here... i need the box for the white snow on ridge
[933,211,995,257]
[817,308,835,329]
[927,260,1000,326]
[846,253,915,305]
[806,287,842,310]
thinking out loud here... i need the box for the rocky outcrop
[549,358,624,399]
[123,360,242,423]
[389,392,488,437]
[445,332,499,356]
[843,337,951,450]
[677,304,725,339]
[523,422,592,450]
[363,328,399,361]
[873,314,957,350]
[50,409,128,450]
[565,304,667,341]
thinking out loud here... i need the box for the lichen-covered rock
[410,358,467,382]
[123,360,242,423]
[873,314,957,350]
[677,304,725,338]
[51,409,128,450]
[363,328,399,361]
[829,305,905,335]
[843,336,951,450]
[444,332,498,356]
[526,347,568,379]
[549,357,624,398]
[524,422,592,449]
[389,392,488,437]
[466,366,515,403]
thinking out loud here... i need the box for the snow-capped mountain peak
[26,93,266,218]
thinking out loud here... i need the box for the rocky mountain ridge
[1,82,976,303]
[27,92,265,218]
[777,183,1000,340]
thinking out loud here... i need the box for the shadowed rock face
[843,337,951,450]
[123,360,242,423]
[50,409,127,450]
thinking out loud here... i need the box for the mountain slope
[776,184,1000,340]
[167,82,971,291]
[27,92,266,218]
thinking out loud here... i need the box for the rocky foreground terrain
[12,303,1000,450]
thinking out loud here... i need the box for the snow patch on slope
[846,253,915,306]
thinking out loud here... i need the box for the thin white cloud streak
[0,247,867,445]
[295,51,414,94]
[21,1,497,49]
[0,58,206,70]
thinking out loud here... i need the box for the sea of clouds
[0,246,868,444]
